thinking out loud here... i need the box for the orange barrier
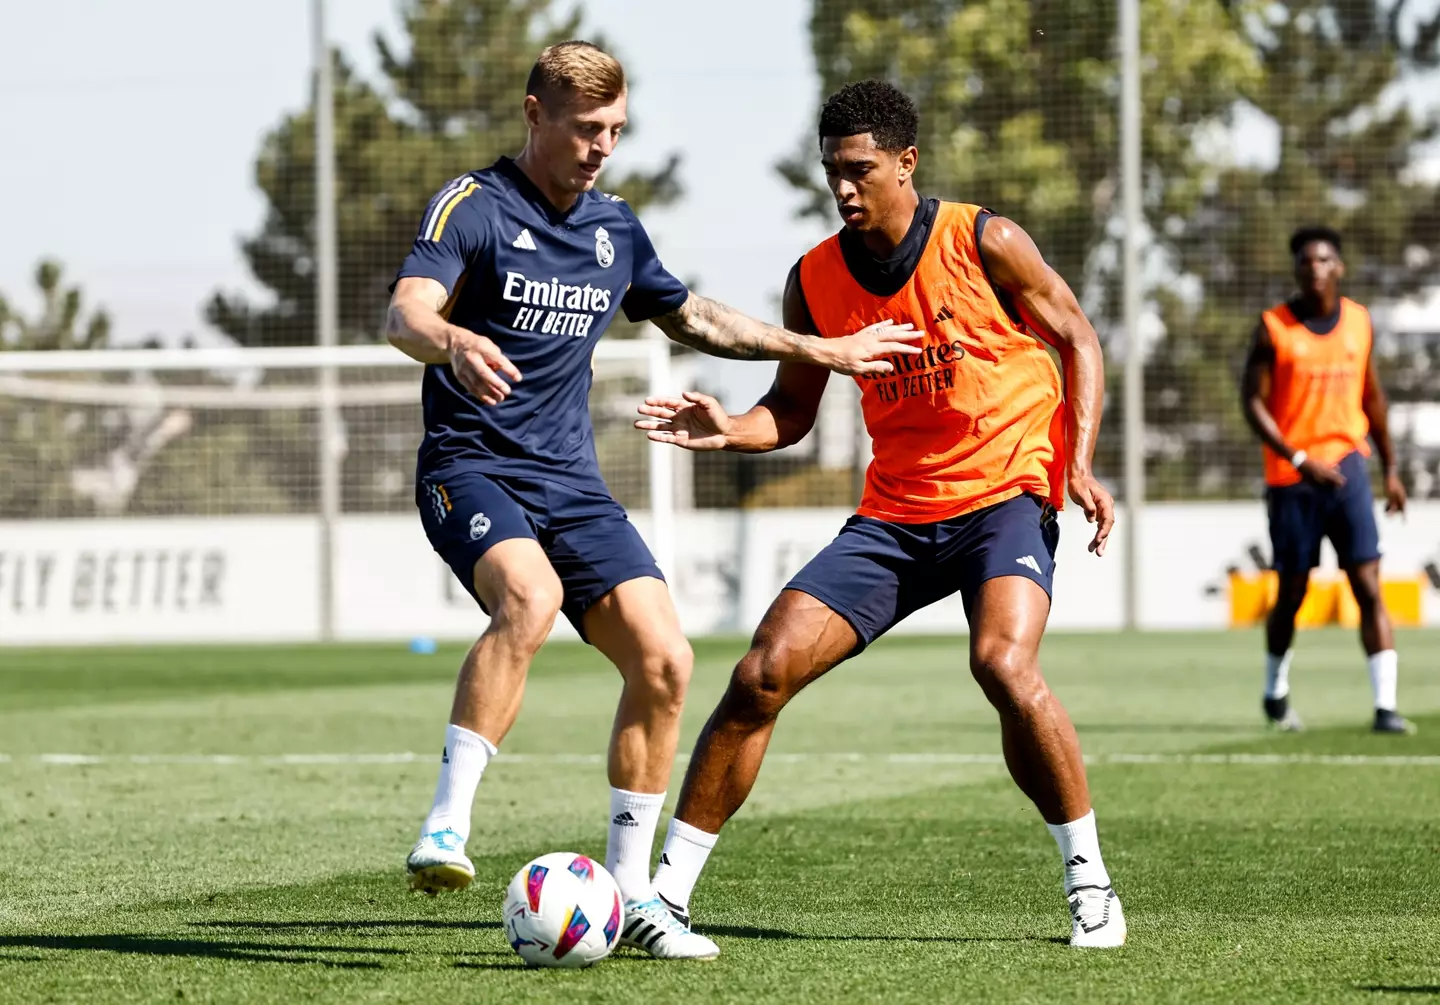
[1229,572,1423,628]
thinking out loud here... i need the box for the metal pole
[647,335,677,581]
[313,0,340,642]
[1120,0,1144,631]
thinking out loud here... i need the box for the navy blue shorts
[1266,450,1380,575]
[416,467,662,639]
[786,493,1060,654]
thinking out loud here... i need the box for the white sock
[420,724,497,842]
[1368,649,1398,712]
[1265,650,1294,700]
[606,788,666,904]
[652,817,718,913]
[1046,809,1112,892]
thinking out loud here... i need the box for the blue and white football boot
[406,828,475,895]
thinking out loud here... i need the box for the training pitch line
[1,752,1437,767]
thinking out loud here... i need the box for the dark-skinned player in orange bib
[1241,225,1415,735]
[635,81,1125,949]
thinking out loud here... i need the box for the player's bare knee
[490,577,564,650]
[1274,576,1310,615]
[971,639,1046,713]
[727,642,799,722]
[1346,570,1382,611]
[627,636,694,713]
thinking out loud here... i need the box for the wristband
[1289,450,1308,469]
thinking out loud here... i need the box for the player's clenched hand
[635,392,731,451]
[1385,471,1407,515]
[447,328,522,406]
[1298,458,1346,489]
[1068,471,1115,557]
[816,320,925,377]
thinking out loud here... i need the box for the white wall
[2,502,1436,644]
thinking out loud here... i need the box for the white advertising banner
[5,502,1439,645]
[0,517,320,644]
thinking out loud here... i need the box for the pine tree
[1152,0,1440,497]
[207,0,681,348]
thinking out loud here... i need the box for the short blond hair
[526,40,626,106]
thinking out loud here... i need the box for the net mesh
[4,0,1439,519]
[0,347,656,519]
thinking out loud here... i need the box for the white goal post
[0,339,676,639]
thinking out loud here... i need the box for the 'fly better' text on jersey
[394,157,688,488]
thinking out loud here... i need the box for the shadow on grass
[453,960,530,971]
[0,934,396,969]
[192,919,500,933]
[1070,722,1260,736]
[1359,987,1440,996]
[700,924,1067,945]
[451,950,771,971]
[940,721,1259,737]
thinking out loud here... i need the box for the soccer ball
[502,852,623,968]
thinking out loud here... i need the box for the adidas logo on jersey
[512,228,537,251]
[934,304,955,324]
[1016,555,1043,575]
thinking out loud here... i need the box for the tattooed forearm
[654,293,818,362]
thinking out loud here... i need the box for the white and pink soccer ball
[502,852,623,968]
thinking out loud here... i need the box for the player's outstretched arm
[650,292,922,377]
[636,363,829,453]
[637,267,830,453]
[1240,323,1346,488]
[979,216,1114,556]
[1361,341,1406,513]
[386,277,522,406]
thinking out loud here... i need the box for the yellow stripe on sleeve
[430,182,480,242]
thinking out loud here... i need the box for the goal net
[0,340,676,642]
[0,340,671,521]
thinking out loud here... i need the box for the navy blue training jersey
[394,157,689,487]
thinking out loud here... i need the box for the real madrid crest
[595,226,615,268]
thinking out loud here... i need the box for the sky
[0,0,830,406]
[4,2,1438,407]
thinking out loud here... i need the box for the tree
[787,0,1440,500]
[207,0,682,348]
[0,262,293,518]
[0,260,110,352]
[1150,0,1440,498]
[0,261,115,517]
[781,0,1260,309]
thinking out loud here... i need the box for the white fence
[3,502,1438,645]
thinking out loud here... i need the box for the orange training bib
[799,202,1065,523]
[1261,297,1371,487]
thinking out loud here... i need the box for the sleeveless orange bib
[1261,297,1371,487]
[799,202,1065,523]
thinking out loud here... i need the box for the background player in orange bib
[1241,226,1414,734]
[636,81,1125,948]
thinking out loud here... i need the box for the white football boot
[1067,885,1127,948]
[406,828,474,894]
[619,896,720,960]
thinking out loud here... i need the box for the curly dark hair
[818,80,919,152]
[1289,225,1343,257]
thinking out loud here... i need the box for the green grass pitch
[2,629,1438,1003]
